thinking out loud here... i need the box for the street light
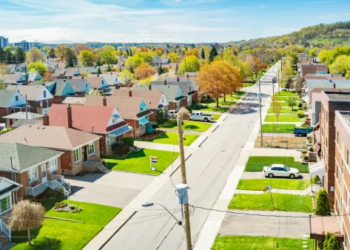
[142,202,183,227]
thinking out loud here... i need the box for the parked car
[263,164,300,179]
[168,110,178,119]
[190,111,213,122]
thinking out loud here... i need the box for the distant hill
[230,21,350,49]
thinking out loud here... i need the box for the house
[99,73,119,87]
[65,79,92,96]
[64,68,79,79]
[305,74,346,81]
[33,81,76,104]
[134,84,186,111]
[85,96,152,138]
[27,72,42,82]
[3,73,27,86]
[306,79,350,98]
[296,53,310,63]
[3,111,43,128]
[62,97,86,105]
[300,63,328,78]
[0,124,101,176]
[53,69,66,79]
[112,89,169,123]
[319,91,350,206]
[48,104,133,157]
[0,90,27,121]
[72,76,110,95]
[151,78,199,106]
[6,85,54,113]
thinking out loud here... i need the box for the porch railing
[50,174,66,184]
[0,219,11,242]
[25,183,48,197]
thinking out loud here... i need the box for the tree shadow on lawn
[14,237,63,250]
[183,124,199,130]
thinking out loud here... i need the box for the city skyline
[1,0,350,43]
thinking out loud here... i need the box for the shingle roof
[0,142,63,172]
[3,73,22,84]
[112,89,165,109]
[48,104,120,133]
[307,79,350,95]
[12,119,41,128]
[151,79,198,96]
[6,85,49,101]
[53,69,66,77]
[54,82,75,96]
[3,112,43,120]
[0,90,17,107]
[85,96,152,119]
[62,97,86,105]
[72,77,103,88]
[28,72,42,82]
[134,84,184,101]
[0,125,100,150]
[64,79,90,92]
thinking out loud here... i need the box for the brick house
[85,96,152,138]
[112,89,169,123]
[63,79,92,96]
[6,85,53,114]
[72,76,110,95]
[320,91,350,206]
[0,90,27,122]
[48,104,132,157]
[0,124,101,176]
[33,81,76,104]
[300,63,328,78]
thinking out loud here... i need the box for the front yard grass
[104,149,179,175]
[243,82,255,87]
[267,107,299,113]
[160,120,212,132]
[237,179,310,191]
[211,235,312,250]
[245,156,308,173]
[228,193,313,213]
[265,115,302,122]
[136,132,199,146]
[261,124,295,133]
[211,114,221,121]
[274,91,298,97]
[12,199,121,250]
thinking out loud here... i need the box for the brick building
[301,63,328,78]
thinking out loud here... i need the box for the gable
[175,87,183,98]
[7,90,26,107]
[107,109,124,127]
[37,87,54,101]
[159,94,169,107]
[138,99,149,113]
[60,82,76,96]
[0,178,20,191]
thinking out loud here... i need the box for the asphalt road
[102,63,281,250]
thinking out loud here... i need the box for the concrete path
[249,148,301,161]
[219,210,310,239]
[134,141,196,154]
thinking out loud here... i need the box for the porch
[25,174,67,197]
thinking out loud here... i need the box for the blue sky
[1,0,350,43]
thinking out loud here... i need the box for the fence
[0,219,11,242]
[255,140,308,149]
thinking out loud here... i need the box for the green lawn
[237,179,310,191]
[274,91,298,97]
[267,107,298,113]
[12,199,121,250]
[243,82,255,87]
[136,132,199,146]
[265,115,302,122]
[104,149,179,175]
[261,124,296,133]
[245,156,309,173]
[160,120,212,132]
[211,236,312,250]
[212,114,221,121]
[228,193,313,212]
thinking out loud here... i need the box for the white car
[263,164,300,179]
[190,111,213,122]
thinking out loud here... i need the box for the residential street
[100,63,281,250]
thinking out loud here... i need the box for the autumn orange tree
[185,48,200,58]
[135,62,156,80]
[197,61,242,107]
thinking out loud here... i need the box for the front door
[41,164,47,183]
[82,146,88,162]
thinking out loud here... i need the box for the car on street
[263,164,300,179]
[190,111,213,122]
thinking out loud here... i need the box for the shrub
[185,106,192,113]
[123,137,134,147]
[156,109,165,125]
[301,150,307,154]
[302,154,308,161]
[315,189,331,215]
[297,111,304,118]
[162,119,177,128]
[54,202,67,209]
[312,175,320,184]
[323,232,341,250]
[298,103,303,108]
[152,124,159,129]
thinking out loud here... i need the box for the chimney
[334,83,336,89]
[129,90,132,97]
[67,104,73,128]
[64,79,66,82]
[97,74,99,77]
[177,76,180,82]
[42,82,45,86]
[187,74,189,79]
[103,96,107,106]
[82,76,84,79]
[148,84,151,90]
[164,79,167,85]
[43,114,49,126]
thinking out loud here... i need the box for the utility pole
[177,109,192,250]
[259,75,263,147]
[24,65,28,85]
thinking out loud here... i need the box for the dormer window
[86,84,88,88]
[66,86,69,91]
[43,90,46,98]
[15,96,18,101]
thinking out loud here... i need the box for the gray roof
[307,79,350,98]
[151,79,198,96]
[28,73,42,82]
[64,79,90,92]
[12,119,41,128]
[134,84,184,101]
[0,142,63,172]
[325,91,350,102]
[0,90,17,107]
[3,112,43,120]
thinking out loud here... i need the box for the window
[48,158,58,173]
[28,166,39,182]
[0,196,11,214]
[74,148,82,162]
[40,100,43,107]
[88,143,95,156]
[66,86,69,91]
[85,84,88,88]
[43,90,46,98]
[15,96,18,101]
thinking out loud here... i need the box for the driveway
[65,171,155,208]
[219,210,310,238]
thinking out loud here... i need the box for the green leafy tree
[315,189,331,216]
[97,67,102,74]
[179,55,200,74]
[28,61,47,76]
[125,54,144,70]
[87,89,101,96]
[119,69,134,87]
[309,48,318,57]
[286,97,297,111]
[47,48,55,58]
[26,47,45,63]
[99,49,117,65]
[323,232,341,250]
[79,50,94,66]
[4,49,13,64]
[55,45,68,58]
[157,65,164,75]
[209,46,218,62]
[168,52,181,63]
[15,47,26,63]
[4,46,11,52]
[156,109,165,125]
[0,47,4,62]
[201,48,205,59]
[65,48,77,67]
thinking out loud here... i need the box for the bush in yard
[112,143,130,156]
[156,109,165,125]
[312,175,320,184]
[302,154,308,161]
[123,137,134,147]
[315,189,331,215]
[298,103,303,108]
[297,111,304,118]
[323,232,341,250]
[301,149,307,154]
[185,106,192,113]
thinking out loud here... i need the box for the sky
[1,0,350,43]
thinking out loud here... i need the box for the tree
[201,48,205,59]
[168,52,181,63]
[286,97,297,111]
[47,47,55,58]
[65,48,77,67]
[179,55,200,74]
[125,54,144,70]
[315,189,331,215]
[119,69,134,87]
[309,48,318,58]
[4,49,13,64]
[271,96,282,128]
[157,109,165,125]
[157,65,164,75]
[80,72,89,77]
[26,47,45,63]
[209,46,218,62]
[28,61,47,75]
[295,75,303,95]
[55,45,68,58]
[15,47,26,63]
[323,232,341,250]
[99,49,117,65]
[135,63,155,80]
[139,76,153,85]
[9,200,45,245]
[185,48,199,58]
[329,55,350,76]
[0,79,5,90]
[87,89,101,96]
[79,50,94,66]
[197,61,242,107]
[97,67,102,75]
[0,47,5,62]
[43,69,54,81]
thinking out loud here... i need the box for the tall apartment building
[334,110,350,249]
[320,91,350,206]
[0,36,9,49]
[14,40,38,52]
